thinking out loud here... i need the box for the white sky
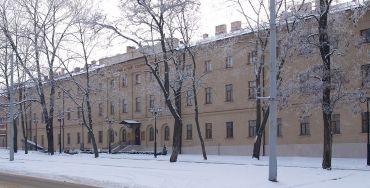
[92,0,357,61]
[93,0,244,60]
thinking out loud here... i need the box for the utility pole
[8,54,14,161]
[268,0,277,182]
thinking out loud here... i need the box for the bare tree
[92,0,200,162]
[288,0,369,169]
[0,0,82,155]
[56,2,103,157]
[230,0,306,159]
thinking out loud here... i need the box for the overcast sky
[93,0,244,60]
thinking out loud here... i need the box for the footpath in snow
[0,149,369,188]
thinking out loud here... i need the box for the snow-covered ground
[0,149,369,188]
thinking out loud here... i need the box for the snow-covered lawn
[0,149,369,188]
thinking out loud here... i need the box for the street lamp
[360,96,370,166]
[150,106,162,158]
[106,119,114,154]
[78,119,84,150]
[57,112,64,153]
[32,117,38,151]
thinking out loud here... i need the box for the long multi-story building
[14,4,370,158]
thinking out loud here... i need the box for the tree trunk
[189,50,207,160]
[253,73,262,159]
[253,107,270,159]
[318,0,332,170]
[88,131,98,158]
[20,88,28,154]
[322,111,332,169]
[85,73,99,158]
[172,87,183,158]
[193,90,207,160]
[170,118,182,162]
[13,119,17,153]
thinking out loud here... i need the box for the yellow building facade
[15,9,370,158]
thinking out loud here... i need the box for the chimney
[215,24,227,35]
[61,68,65,74]
[74,67,80,72]
[91,60,97,66]
[230,21,242,32]
[126,46,136,53]
[202,33,209,39]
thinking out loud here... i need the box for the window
[360,28,370,43]
[361,64,370,87]
[149,127,154,141]
[248,50,257,64]
[300,116,310,136]
[277,118,282,137]
[67,133,70,145]
[122,129,126,142]
[58,134,61,145]
[186,124,192,140]
[77,132,81,144]
[205,123,212,139]
[77,107,82,119]
[41,113,45,123]
[88,133,92,144]
[149,95,155,109]
[186,90,193,106]
[41,135,44,146]
[299,72,310,93]
[248,81,256,99]
[148,72,155,82]
[135,97,141,112]
[110,130,115,143]
[57,91,61,99]
[122,99,128,113]
[225,84,233,102]
[225,55,233,68]
[110,102,115,115]
[204,60,212,73]
[110,79,115,89]
[33,136,36,143]
[164,126,170,141]
[362,112,369,133]
[248,120,256,137]
[98,103,103,116]
[226,121,233,138]
[122,75,128,87]
[99,131,103,143]
[331,114,340,134]
[205,87,212,104]
[135,74,141,84]
[185,64,193,76]
[67,108,71,120]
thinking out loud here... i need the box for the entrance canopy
[120,120,140,124]
[120,119,141,128]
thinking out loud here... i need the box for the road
[0,172,99,188]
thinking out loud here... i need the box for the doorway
[135,127,140,145]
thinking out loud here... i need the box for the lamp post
[79,119,84,150]
[57,112,63,153]
[360,96,370,166]
[62,91,65,153]
[106,119,114,154]
[268,0,277,181]
[150,106,162,158]
[33,117,38,151]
